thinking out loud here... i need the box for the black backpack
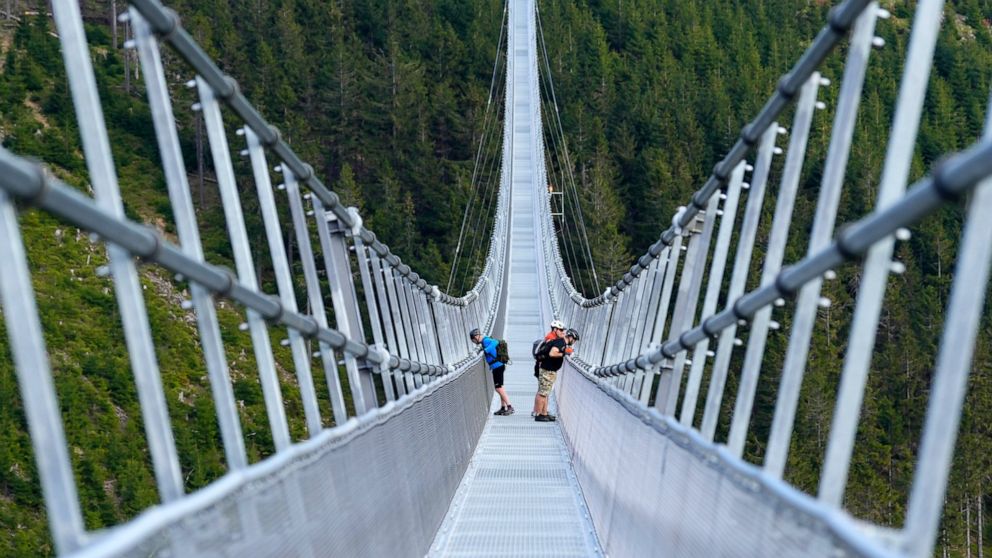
[495,339,510,365]
[532,339,550,378]
[532,339,549,360]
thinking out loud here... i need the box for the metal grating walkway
[429,1,601,555]
[428,370,601,557]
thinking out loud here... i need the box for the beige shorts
[537,369,558,397]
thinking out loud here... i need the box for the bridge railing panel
[536,0,992,555]
[0,0,513,553]
[557,360,891,558]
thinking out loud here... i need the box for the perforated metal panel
[555,362,897,558]
[70,361,493,558]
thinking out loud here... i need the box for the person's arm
[548,340,565,357]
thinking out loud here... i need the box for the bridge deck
[428,369,601,557]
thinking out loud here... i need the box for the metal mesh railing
[536,0,992,556]
[0,0,510,554]
[556,360,893,558]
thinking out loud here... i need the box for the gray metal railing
[538,0,992,556]
[0,0,510,554]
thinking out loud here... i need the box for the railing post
[764,7,878,479]
[133,13,248,467]
[819,0,945,506]
[54,0,185,497]
[601,291,625,365]
[400,274,425,388]
[430,292,449,365]
[408,279,428,366]
[650,232,683,345]
[383,259,411,362]
[349,213,394,402]
[902,92,992,558]
[700,124,779,441]
[680,162,745,426]
[397,276,421,364]
[597,301,618,366]
[197,76,290,455]
[315,201,377,412]
[656,194,719,415]
[245,128,323,437]
[451,302,465,361]
[625,260,654,360]
[0,186,85,555]
[638,251,669,352]
[727,74,822,457]
[612,293,630,365]
[425,290,446,365]
[283,169,349,425]
[401,280,427,388]
[369,251,399,354]
[371,253,406,396]
[384,262,416,392]
[416,286,437,364]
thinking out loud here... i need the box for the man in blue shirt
[470,328,514,415]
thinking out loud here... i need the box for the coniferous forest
[1,0,992,556]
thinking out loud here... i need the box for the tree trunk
[944,511,949,558]
[111,0,117,48]
[980,487,985,558]
[969,495,974,558]
[123,18,131,94]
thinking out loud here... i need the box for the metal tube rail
[0,151,449,377]
[592,136,992,376]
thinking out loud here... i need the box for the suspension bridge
[2,0,992,556]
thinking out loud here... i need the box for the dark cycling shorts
[492,366,504,388]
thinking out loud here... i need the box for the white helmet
[550,319,565,330]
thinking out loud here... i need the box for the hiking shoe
[494,407,508,416]
[545,414,557,422]
[504,405,515,415]
[535,414,552,422]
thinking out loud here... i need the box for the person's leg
[493,367,508,406]
[541,371,557,419]
[535,370,552,420]
[496,386,510,408]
